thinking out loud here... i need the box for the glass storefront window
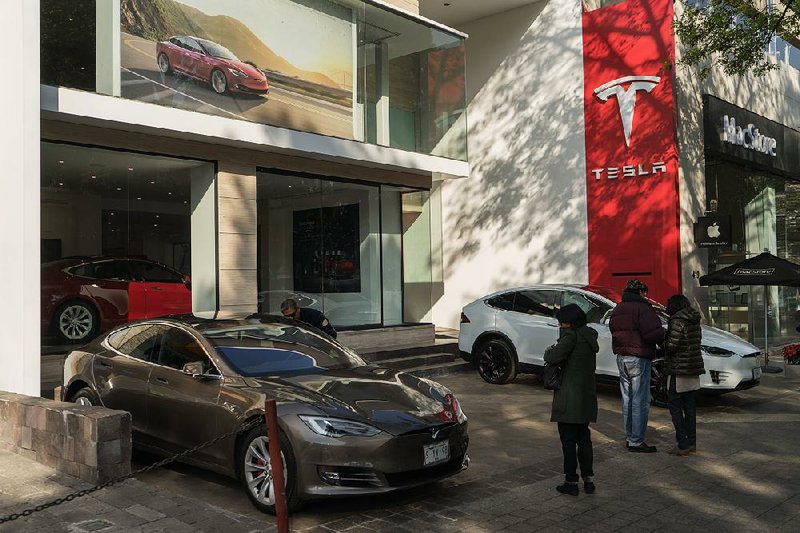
[704,159,800,346]
[40,142,216,345]
[41,0,467,161]
[256,170,432,328]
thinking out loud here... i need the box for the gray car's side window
[108,325,161,362]
[156,327,218,374]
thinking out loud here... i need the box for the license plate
[753,367,763,379]
[423,440,450,466]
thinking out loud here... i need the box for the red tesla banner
[582,0,680,304]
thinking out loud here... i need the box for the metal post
[265,399,289,533]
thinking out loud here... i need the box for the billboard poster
[581,0,680,304]
[120,0,355,139]
[293,204,361,293]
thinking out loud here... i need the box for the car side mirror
[182,361,205,377]
[182,361,222,380]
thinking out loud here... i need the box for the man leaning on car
[609,279,665,453]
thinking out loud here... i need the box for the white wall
[0,0,40,395]
[674,0,800,316]
[432,0,589,328]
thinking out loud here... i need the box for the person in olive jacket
[544,304,599,496]
[664,294,704,456]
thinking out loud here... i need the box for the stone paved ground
[2,368,800,532]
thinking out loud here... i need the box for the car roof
[140,312,296,332]
[475,284,621,304]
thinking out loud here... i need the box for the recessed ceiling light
[110,212,115,216]
[168,192,172,195]
[183,201,188,204]
[116,187,122,191]
[136,197,142,200]
[156,215,160,218]
[58,182,64,186]
[150,181,155,184]
[91,175,97,179]
[153,224,158,227]
[128,167,134,171]
[58,160,64,164]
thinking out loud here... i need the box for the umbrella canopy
[699,252,800,287]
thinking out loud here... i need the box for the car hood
[246,366,457,435]
[700,325,759,355]
[218,58,265,79]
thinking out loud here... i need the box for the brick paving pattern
[2,370,799,532]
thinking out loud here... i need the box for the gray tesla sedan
[61,313,469,513]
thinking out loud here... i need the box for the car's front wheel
[650,359,668,408]
[71,387,101,407]
[238,424,300,514]
[211,69,228,94]
[157,52,171,74]
[476,338,518,384]
[54,300,99,343]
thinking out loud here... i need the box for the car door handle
[151,286,163,291]
[546,323,559,327]
[155,377,169,384]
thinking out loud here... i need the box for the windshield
[202,322,365,376]
[198,40,238,60]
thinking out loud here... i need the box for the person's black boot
[583,475,596,494]
[556,482,579,496]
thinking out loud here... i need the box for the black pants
[557,422,593,482]
[668,377,697,450]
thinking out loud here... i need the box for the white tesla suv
[458,285,762,403]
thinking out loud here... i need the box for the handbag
[542,363,564,391]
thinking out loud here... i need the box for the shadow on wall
[435,1,589,327]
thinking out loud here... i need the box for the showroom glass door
[256,169,433,329]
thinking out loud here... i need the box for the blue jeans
[617,356,651,446]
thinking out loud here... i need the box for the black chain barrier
[0,418,262,525]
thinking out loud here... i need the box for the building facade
[1,0,467,395]
[427,0,800,354]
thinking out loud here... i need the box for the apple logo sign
[707,222,721,239]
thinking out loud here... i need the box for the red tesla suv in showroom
[42,257,192,343]
[156,35,270,95]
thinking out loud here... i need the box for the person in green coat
[544,304,599,496]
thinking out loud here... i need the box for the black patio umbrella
[699,251,800,372]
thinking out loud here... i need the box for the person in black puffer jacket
[664,294,704,456]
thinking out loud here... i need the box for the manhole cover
[68,519,114,532]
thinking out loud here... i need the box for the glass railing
[769,35,800,70]
[40,0,467,161]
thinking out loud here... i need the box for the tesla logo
[594,76,661,147]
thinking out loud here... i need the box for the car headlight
[228,67,248,78]
[702,345,735,357]
[299,415,381,438]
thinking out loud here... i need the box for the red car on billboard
[42,257,192,343]
[156,35,270,95]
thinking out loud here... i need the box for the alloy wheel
[212,70,227,94]
[244,436,287,506]
[59,305,94,341]
[158,53,170,73]
[479,344,507,382]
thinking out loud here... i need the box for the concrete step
[369,352,456,371]
[360,339,459,362]
[408,361,474,379]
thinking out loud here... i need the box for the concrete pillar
[190,167,218,313]
[0,0,41,395]
[375,42,391,146]
[96,0,121,97]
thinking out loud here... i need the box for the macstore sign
[704,95,800,178]
[722,115,777,156]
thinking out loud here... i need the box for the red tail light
[460,312,470,324]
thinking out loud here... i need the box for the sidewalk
[3,371,800,532]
